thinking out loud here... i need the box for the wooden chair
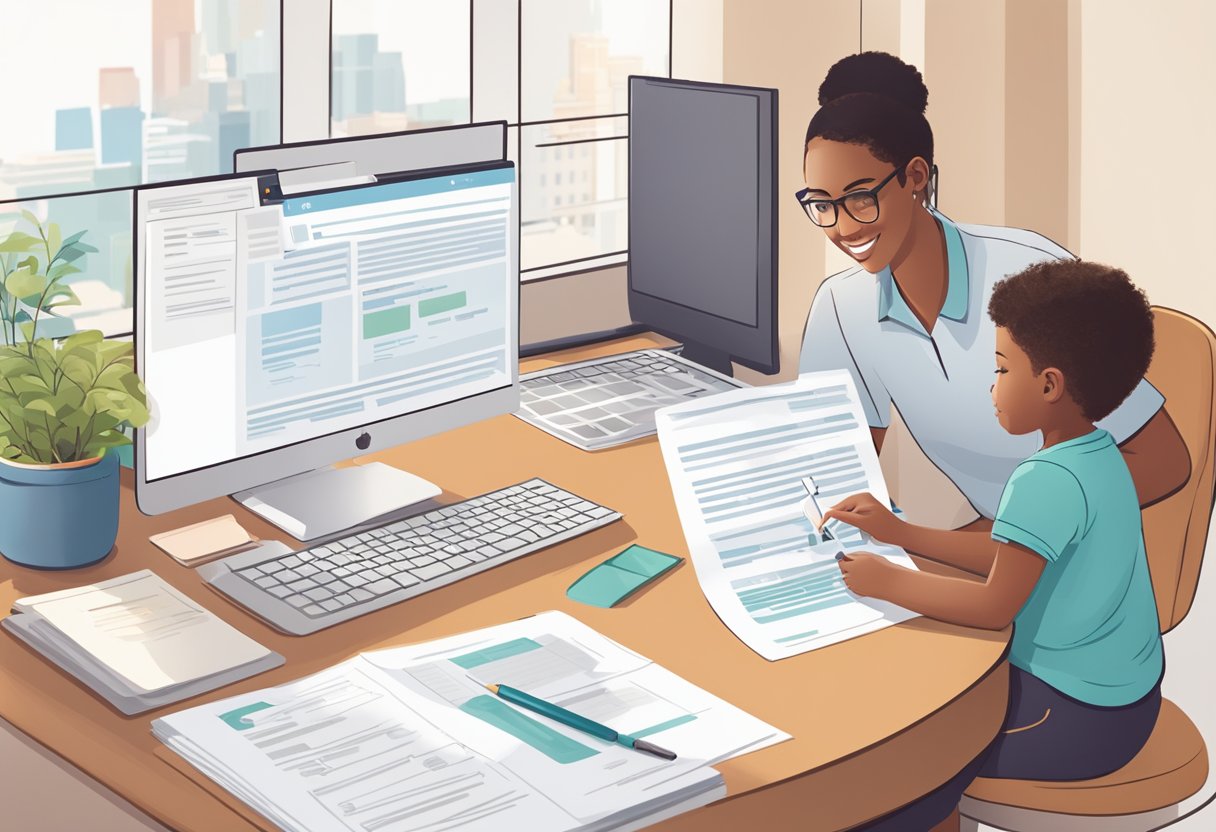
[961,306,1215,830]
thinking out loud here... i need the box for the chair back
[1142,306,1216,633]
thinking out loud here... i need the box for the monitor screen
[627,77,778,376]
[135,162,517,509]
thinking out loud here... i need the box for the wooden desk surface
[0,334,1010,831]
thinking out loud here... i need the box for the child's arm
[822,493,998,576]
[837,542,1046,630]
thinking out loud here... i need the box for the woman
[796,52,1189,831]
[798,52,1189,521]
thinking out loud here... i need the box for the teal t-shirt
[991,429,1163,706]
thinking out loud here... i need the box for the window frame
[320,0,674,283]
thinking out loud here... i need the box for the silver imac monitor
[134,161,519,541]
[234,121,507,178]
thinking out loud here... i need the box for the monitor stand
[232,462,442,542]
[677,340,734,377]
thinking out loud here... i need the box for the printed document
[154,611,788,832]
[656,371,920,660]
[3,570,282,714]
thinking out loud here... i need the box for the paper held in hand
[656,370,920,661]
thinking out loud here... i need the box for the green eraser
[567,545,682,608]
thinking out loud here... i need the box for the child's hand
[821,492,904,545]
[837,552,897,598]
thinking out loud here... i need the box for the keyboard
[516,348,744,450]
[200,479,621,635]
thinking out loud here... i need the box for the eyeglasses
[795,166,904,228]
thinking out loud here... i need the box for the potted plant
[0,211,149,569]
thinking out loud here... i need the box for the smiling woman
[796,51,1190,523]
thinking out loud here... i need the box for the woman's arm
[838,541,1046,630]
[1120,409,1191,507]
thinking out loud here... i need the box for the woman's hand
[836,552,898,599]
[821,492,905,545]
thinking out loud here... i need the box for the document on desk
[656,371,920,661]
[153,611,788,832]
[3,570,283,714]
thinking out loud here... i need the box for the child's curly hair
[989,260,1154,421]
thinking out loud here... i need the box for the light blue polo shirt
[992,429,1164,706]
[798,211,1165,518]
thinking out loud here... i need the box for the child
[824,260,1165,831]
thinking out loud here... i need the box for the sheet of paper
[656,370,920,661]
[15,570,271,692]
[156,659,581,832]
[237,205,288,262]
[364,611,787,822]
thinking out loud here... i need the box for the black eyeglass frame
[794,165,905,228]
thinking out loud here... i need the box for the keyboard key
[445,555,473,570]
[364,578,400,596]
[411,562,452,581]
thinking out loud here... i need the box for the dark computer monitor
[627,76,779,377]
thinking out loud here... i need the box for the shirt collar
[877,210,970,334]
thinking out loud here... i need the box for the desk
[0,334,1010,831]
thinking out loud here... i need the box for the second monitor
[627,76,779,377]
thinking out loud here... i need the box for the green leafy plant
[0,213,148,465]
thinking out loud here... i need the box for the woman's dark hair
[805,52,934,184]
[989,260,1155,422]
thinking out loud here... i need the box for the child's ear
[1042,368,1066,403]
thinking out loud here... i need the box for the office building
[152,0,195,108]
[101,106,144,171]
[143,117,212,183]
[54,108,94,151]
[98,67,140,110]
[374,52,406,115]
[215,110,251,173]
[0,150,95,199]
[331,34,379,123]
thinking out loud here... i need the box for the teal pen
[484,683,678,761]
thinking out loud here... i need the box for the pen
[483,683,678,761]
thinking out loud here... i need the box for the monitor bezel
[134,160,520,516]
[625,75,780,376]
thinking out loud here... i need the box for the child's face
[992,327,1051,435]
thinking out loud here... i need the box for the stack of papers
[3,570,283,715]
[154,611,788,832]
[656,370,921,661]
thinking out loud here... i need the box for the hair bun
[818,51,928,114]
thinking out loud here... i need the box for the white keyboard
[517,349,744,450]
[201,478,621,635]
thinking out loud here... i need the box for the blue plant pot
[0,452,120,569]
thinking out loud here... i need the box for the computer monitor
[627,76,779,377]
[234,121,507,179]
[134,161,519,540]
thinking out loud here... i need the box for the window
[330,1,471,137]
[1,0,280,337]
[331,0,671,280]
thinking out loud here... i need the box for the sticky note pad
[567,545,682,608]
[149,514,258,567]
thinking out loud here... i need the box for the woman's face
[802,138,927,274]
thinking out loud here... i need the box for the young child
[824,260,1166,830]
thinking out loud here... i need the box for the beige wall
[1076,0,1216,328]
[722,0,862,384]
[924,0,1007,227]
